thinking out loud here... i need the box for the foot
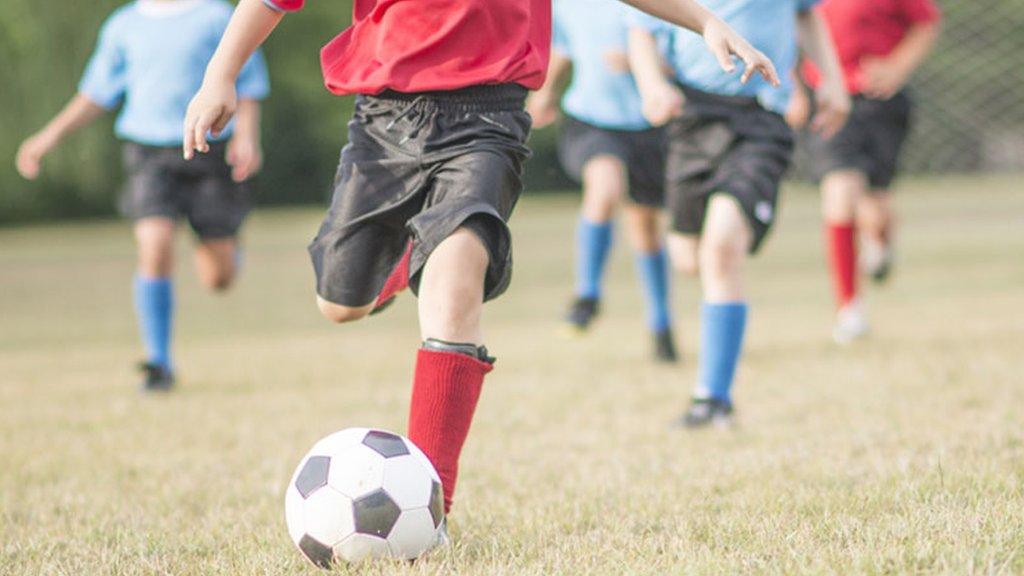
[565,297,600,333]
[833,301,869,345]
[652,328,679,363]
[435,519,450,549]
[860,240,893,284]
[139,362,175,392]
[678,397,734,429]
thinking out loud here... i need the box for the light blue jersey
[79,0,270,146]
[553,0,651,131]
[630,0,819,115]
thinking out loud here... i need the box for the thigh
[557,116,631,184]
[865,92,913,189]
[183,143,251,240]
[121,144,182,223]
[626,126,667,208]
[807,98,873,181]
[664,117,734,239]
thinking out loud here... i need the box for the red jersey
[264,0,551,95]
[803,0,941,94]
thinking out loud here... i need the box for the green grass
[1,175,1022,575]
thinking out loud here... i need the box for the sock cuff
[417,347,494,375]
[578,217,613,230]
[702,301,748,312]
[135,275,172,286]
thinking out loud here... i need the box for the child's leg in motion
[626,205,677,362]
[409,227,491,513]
[857,190,894,282]
[567,156,625,330]
[822,169,869,343]
[133,217,176,389]
[194,238,240,292]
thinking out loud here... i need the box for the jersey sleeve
[900,0,942,24]
[236,49,271,100]
[77,15,127,110]
[262,0,304,12]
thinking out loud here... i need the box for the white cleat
[860,240,893,283]
[833,302,869,345]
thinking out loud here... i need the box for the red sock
[374,242,412,310]
[408,348,492,514]
[827,223,857,308]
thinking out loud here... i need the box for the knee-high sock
[634,249,671,332]
[375,241,411,309]
[695,302,747,403]
[134,276,173,369]
[408,347,491,513]
[827,223,857,308]
[575,218,613,299]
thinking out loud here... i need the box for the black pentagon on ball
[353,488,402,538]
[362,430,410,458]
[295,455,330,499]
[428,480,445,528]
[298,534,334,569]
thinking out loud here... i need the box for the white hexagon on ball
[303,487,354,547]
[327,444,386,499]
[387,508,440,560]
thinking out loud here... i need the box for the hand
[227,133,262,182]
[525,92,561,129]
[702,18,780,86]
[15,132,56,180]
[810,80,850,139]
[183,79,237,160]
[640,80,685,127]
[785,87,811,130]
[860,56,908,100]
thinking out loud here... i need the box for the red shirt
[264,0,551,95]
[803,0,941,94]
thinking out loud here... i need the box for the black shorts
[121,141,250,239]
[557,115,666,207]
[665,87,794,253]
[308,85,532,307]
[807,91,912,189]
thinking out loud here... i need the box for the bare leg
[667,233,700,276]
[417,227,489,343]
[194,238,239,293]
[135,217,176,278]
[700,195,751,303]
[580,155,626,223]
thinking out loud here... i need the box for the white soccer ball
[284,428,445,567]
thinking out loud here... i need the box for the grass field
[1,175,1022,575]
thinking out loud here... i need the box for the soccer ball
[284,428,445,567]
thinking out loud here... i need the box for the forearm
[232,99,261,142]
[621,0,713,34]
[37,94,106,146]
[204,0,282,83]
[629,28,672,95]
[888,22,940,78]
[536,54,572,101]
[798,12,843,90]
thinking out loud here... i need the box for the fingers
[739,53,780,86]
[710,41,737,75]
[183,112,198,160]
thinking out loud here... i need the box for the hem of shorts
[674,188,771,255]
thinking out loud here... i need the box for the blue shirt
[630,0,818,115]
[79,0,270,146]
[553,0,651,131]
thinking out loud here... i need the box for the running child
[790,0,941,344]
[527,0,679,362]
[629,0,849,427]
[182,0,777,521]
[15,0,270,392]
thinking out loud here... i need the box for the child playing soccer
[15,0,270,392]
[183,0,777,522]
[789,0,941,344]
[527,0,679,363]
[629,0,849,427]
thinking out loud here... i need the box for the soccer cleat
[371,242,412,315]
[653,328,680,363]
[860,240,893,284]
[832,301,869,345]
[139,362,175,392]
[435,519,451,549]
[565,296,600,333]
[678,397,734,429]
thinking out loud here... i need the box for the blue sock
[575,218,613,300]
[134,276,173,369]
[634,249,671,332]
[697,302,748,403]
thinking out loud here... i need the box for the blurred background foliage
[0,0,1020,224]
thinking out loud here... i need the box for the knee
[673,255,700,277]
[317,297,372,324]
[200,269,235,293]
[700,235,746,279]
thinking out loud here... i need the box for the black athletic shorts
[665,87,794,254]
[557,114,666,207]
[807,91,912,189]
[121,141,250,239]
[308,84,532,307]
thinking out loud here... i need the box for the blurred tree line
[1,1,1020,224]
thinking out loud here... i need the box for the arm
[525,53,572,129]
[797,10,850,138]
[861,21,940,100]
[226,99,262,182]
[784,70,811,130]
[15,94,106,180]
[184,0,283,159]
[628,27,684,126]
[621,0,779,85]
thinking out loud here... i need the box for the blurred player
[527,0,678,363]
[183,0,776,518]
[15,0,269,392]
[629,0,848,427]
[790,0,941,344]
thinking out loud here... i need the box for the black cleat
[652,328,680,363]
[139,362,175,393]
[678,397,734,429]
[565,297,600,333]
